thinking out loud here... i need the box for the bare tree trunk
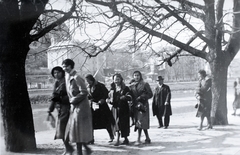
[209,61,228,125]
[0,37,36,152]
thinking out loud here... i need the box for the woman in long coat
[129,71,153,145]
[107,73,131,146]
[232,77,240,115]
[62,59,93,155]
[85,74,115,144]
[195,70,212,130]
[48,66,73,155]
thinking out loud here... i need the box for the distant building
[47,40,106,81]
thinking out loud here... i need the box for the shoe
[108,138,114,143]
[63,146,74,155]
[86,148,93,155]
[88,139,94,144]
[197,126,202,131]
[232,113,236,116]
[158,125,163,128]
[114,141,120,146]
[134,141,141,146]
[206,125,213,129]
[144,139,151,144]
[120,139,129,145]
[164,126,168,129]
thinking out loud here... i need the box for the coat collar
[66,70,77,81]
[131,80,145,94]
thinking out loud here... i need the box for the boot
[62,140,74,155]
[77,143,83,155]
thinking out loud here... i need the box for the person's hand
[70,97,76,104]
[164,102,169,105]
[106,98,111,103]
[195,103,199,109]
[120,95,126,100]
[98,99,105,104]
[136,96,142,101]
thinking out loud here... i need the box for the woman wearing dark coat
[152,76,172,129]
[48,66,73,155]
[85,74,115,144]
[195,70,212,130]
[107,73,131,146]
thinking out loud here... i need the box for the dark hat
[156,76,164,81]
[51,66,65,78]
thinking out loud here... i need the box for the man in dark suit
[152,76,172,129]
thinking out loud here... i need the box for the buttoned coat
[195,76,212,117]
[48,78,70,140]
[87,81,115,129]
[65,70,93,143]
[129,80,153,129]
[152,84,172,117]
[109,83,131,137]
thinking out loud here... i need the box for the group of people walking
[48,59,93,155]
[47,58,179,155]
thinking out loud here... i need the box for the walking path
[1,93,240,155]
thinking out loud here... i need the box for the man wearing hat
[152,76,172,129]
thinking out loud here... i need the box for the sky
[46,0,240,59]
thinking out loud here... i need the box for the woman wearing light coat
[129,70,153,145]
[62,59,93,155]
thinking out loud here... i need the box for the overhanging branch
[157,32,206,66]
[30,0,77,41]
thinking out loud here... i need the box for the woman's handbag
[136,102,147,113]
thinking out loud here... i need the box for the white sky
[46,0,240,59]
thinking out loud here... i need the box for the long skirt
[233,94,240,110]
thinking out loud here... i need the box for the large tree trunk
[209,60,228,125]
[0,28,36,152]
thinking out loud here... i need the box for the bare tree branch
[157,32,205,66]
[155,0,211,44]
[30,0,77,41]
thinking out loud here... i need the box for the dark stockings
[77,142,92,155]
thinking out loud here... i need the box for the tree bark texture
[0,27,36,152]
[209,60,228,125]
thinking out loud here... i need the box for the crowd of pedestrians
[47,58,217,155]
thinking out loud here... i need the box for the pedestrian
[48,66,73,155]
[232,77,240,115]
[85,74,115,144]
[195,69,212,130]
[129,71,153,145]
[62,59,93,155]
[152,76,172,129]
[107,73,131,146]
[129,79,136,127]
